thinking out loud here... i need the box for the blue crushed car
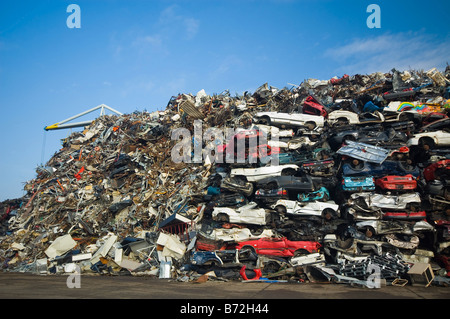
[190,251,223,267]
[342,176,375,192]
[297,187,330,202]
[342,160,420,178]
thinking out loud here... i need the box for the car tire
[259,116,271,126]
[322,208,335,220]
[419,137,435,150]
[406,202,420,212]
[249,227,264,236]
[204,260,220,267]
[217,213,229,223]
[305,122,316,130]
[364,227,375,238]
[350,159,364,170]
[336,118,350,126]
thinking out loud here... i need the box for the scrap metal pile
[1,67,450,287]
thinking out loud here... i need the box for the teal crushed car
[342,176,375,192]
[298,187,330,202]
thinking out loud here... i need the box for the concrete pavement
[0,272,448,299]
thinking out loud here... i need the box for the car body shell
[254,112,325,128]
[327,110,360,125]
[230,164,299,183]
[251,124,294,138]
[220,177,254,197]
[348,192,421,211]
[423,159,450,182]
[262,148,333,166]
[375,175,417,191]
[342,160,421,178]
[297,187,330,202]
[356,220,434,236]
[218,143,279,163]
[190,249,258,266]
[302,95,328,117]
[337,141,390,164]
[342,176,375,192]
[254,187,288,203]
[300,159,335,177]
[198,227,275,242]
[255,174,316,192]
[419,117,450,132]
[344,205,383,221]
[382,210,427,221]
[235,237,321,257]
[407,130,450,147]
[329,128,407,150]
[268,136,316,150]
[271,199,340,218]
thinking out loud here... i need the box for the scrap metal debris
[1,67,450,288]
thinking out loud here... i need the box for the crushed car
[375,175,418,191]
[271,199,340,220]
[212,202,270,225]
[347,192,422,211]
[254,111,325,130]
[235,237,322,257]
[342,176,375,192]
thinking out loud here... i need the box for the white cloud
[158,4,200,40]
[124,5,199,59]
[214,55,244,76]
[324,32,450,74]
[184,18,199,40]
[132,34,163,50]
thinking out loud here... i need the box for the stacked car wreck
[1,67,450,287]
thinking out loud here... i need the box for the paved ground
[0,272,448,299]
[1,272,448,317]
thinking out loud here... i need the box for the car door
[296,201,322,216]
[287,113,306,126]
[436,131,450,146]
[238,204,266,225]
[270,113,290,125]
[256,238,287,256]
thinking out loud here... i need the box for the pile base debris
[1,66,450,288]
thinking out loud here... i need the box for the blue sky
[1,0,449,201]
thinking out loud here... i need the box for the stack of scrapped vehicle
[1,67,449,286]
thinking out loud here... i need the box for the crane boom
[44,104,123,131]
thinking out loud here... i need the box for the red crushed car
[217,129,280,161]
[302,95,328,117]
[235,237,321,257]
[375,174,417,191]
[423,159,450,182]
[434,254,450,277]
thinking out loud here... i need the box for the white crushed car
[271,199,340,220]
[356,220,435,237]
[268,136,316,150]
[250,124,295,138]
[198,227,275,242]
[254,112,324,129]
[348,192,421,211]
[212,202,269,225]
[327,110,360,126]
[406,130,450,150]
[230,164,299,182]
